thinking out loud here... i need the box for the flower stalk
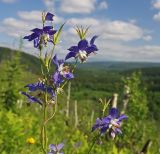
[22,11,99,154]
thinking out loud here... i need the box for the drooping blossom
[21,81,55,105]
[48,143,64,154]
[92,108,127,139]
[21,92,42,105]
[45,12,54,21]
[53,54,74,87]
[65,36,98,62]
[25,81,55,98]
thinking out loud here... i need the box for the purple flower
[25,82,45,92]
[22,82,55,105]
[65,36,98,62]
[24,26,57,48]
[53,54,74,87]
[21,92,42,105]
[92,108,127,139]
[45,12,54,21]
[48,143,64,154]
[25,81,55,98]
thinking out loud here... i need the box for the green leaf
[54,23,65,45]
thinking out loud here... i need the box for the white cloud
[68,18,100,26]
[0,10,64,39]
[18,10,64,23]
[61,0,96,14]
[97,20,145,41]
[98,1,108,10]
[143,35,152,41]
[153,12,160,21]
[43,0,54,11]
[3,18,30,31]
[93,41,160,62]
[0,0,16,3]
[152,0,160,9]
[18,11,42,22]
[67,18,151,42]
[1,17,41,38]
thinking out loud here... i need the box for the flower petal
[43,26,53,32]
[63,72,74,80]
[47,87,55,97]
[52,54,59,68]
[85,46,98,54]
[115,128,122,134]
[102,116,111,124]
[57,143,64,151]
[78,39,88,50]
[24,33,39,41]
[45,12,54,21]
[109,108,119,119]
[110,131,116,139]
[31,28,42,34]
[68,46,79,52]
[48,30,57,35]
[49,144,56,151]
[118,114,128,122]
[65,52,77,60]
[90,35,98,45]
[25,83,38,91]
[34,37,40,48]
[53,72,64,87]
[92,118,102,131]
[21,92,42,105]
[100,126,109,134]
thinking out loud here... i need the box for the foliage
[0,51,23,111]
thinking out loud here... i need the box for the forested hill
[1,46,160,72]
[0,47,40,74]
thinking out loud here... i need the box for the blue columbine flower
[22,81,55,105]
[25,82,45,92]
[53,54,74,87]
[92,108,127,139]
[25,81,55,98]
[21,92,42,105]
[48,143,64,154]
[24,26,57,48]
[65,36,98,62]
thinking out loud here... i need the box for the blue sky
[0,0,160,62]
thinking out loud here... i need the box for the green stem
[44,95,57,125]
[87,134,101,154]
[39,48,47,154]
[48,44,56,70]
[39,49,45,76]
[41,93,58,154]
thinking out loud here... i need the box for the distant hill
[1,46,160,72]
[0,47,40,74]
[77,61,160,71]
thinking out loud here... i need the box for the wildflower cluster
[22,11,129,154]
